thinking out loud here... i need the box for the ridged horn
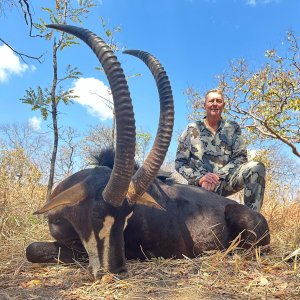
[47,24,136,207]
[123,50,174,204]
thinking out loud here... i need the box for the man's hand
[198,173,219,192]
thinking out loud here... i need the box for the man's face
[204,92,225,119]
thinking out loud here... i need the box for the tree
[217,31,300,158]
[185,31,300,158]
[79,124,153,167]
[92,21,141,146]
[79,124,114,167]
[251,146,300,227]
[90,89,115,147]
[21,0,95,200]
[136,130,152,164]
[0,147,45,235]
[0,0,43,63]
[56,126,80,180]
[0,122,50,183]
[185,86,206,122]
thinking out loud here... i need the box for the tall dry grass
[0,148,50,265]
[0,149,300,299]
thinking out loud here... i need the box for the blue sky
[1,0,300,157]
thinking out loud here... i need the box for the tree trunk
[46,40,59,201]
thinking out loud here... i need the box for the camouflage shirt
[175,118,248,185]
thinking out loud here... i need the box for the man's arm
[175,125,208,185]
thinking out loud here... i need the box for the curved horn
[123,50,174,204]
[47,24,136,207]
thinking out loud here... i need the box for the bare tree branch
[264,121,300,157]
[0,37,44,64]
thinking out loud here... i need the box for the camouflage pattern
[216,161,265,211]
[175,118,265,211]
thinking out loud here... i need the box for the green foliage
[20,1,96,198]
[136,130,152,163]
[94,17,123,73]
[220,32,300,153]
[33,0,96,46]
[99,15,122,51]
[186,31,300,158]
[185,86,205,121]
[21,83,79,120]
[23,0,94,117]
[21,87,50,120]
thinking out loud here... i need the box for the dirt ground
[1,246,300,300]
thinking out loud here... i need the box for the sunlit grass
[1,168,300,299]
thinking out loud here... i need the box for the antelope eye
[52,218,63,225]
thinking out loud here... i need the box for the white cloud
[246,0,257,6]
[262,0,280,3]
[28,116,42,131]
[0,45,29,83]
[71,77,114,120]
[246,0,280,6]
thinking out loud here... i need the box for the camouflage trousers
[215,161,266,212]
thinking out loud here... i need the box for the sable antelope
[26,24,270,280]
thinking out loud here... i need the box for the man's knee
[251,161,265,177]
[246,161,266,178]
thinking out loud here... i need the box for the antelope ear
[133,192,165,211]
[33,181,88,215]
[126,181,165,210]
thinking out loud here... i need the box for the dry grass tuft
[1,199,300,299]
[264,202,300,253]
[1,244,300,299]
[1,156,300,299]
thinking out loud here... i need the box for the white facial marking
[123,212,133,230]
[82,232,101,278]
[99,215,115,271]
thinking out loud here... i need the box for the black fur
[91,147,139,171]
[26,148,270,279]
[91,147,175,184]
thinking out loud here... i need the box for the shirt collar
[199,117,225,132]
